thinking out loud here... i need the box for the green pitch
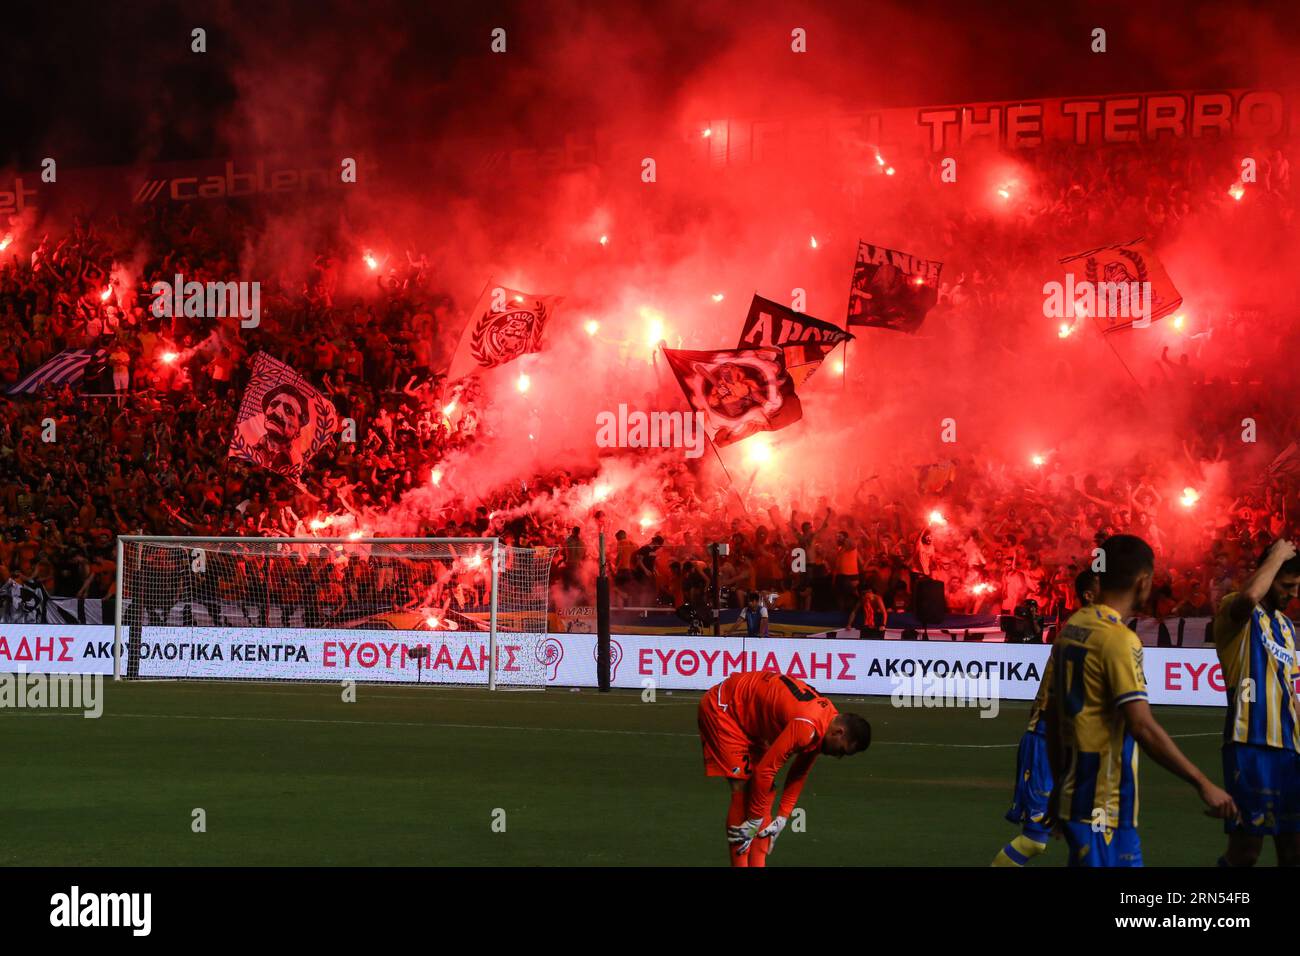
[0,682,1253,866]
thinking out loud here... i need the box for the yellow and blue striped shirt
[1213,593,1300,752]
[1052,604,1147,829]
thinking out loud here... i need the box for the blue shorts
[1222,742,1300,835]
[1062,823,1143,867]
[1004,729,1053,841]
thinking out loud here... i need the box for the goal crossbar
[114,536,552,690]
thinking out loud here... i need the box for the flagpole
[1091,314,1145,393]
[844,239,861,392]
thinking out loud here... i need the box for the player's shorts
[1222,742,1300,835]
[698,691,759,780]
[1062,823,1143,867]
[1004,729,1053,841]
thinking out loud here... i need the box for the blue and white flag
[7,348,108,395]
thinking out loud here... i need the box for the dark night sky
[5,0,1299,168]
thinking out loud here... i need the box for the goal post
[113,536,554,689]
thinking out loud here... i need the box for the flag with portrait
[228,352,338,483]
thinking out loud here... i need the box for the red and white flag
[448,283,563,381]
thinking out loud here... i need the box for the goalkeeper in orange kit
[698,671,872,866]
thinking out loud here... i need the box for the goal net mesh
[117,538,554,687]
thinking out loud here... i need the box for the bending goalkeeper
[698,671,872,866]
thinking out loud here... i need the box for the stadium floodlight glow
[113,536,554,690]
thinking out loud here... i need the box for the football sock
[727,790,749,868]
[992,833,1048,867]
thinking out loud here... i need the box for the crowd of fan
[2,134,1299,632]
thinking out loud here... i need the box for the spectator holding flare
[697,671,871,867]
[1212,538,1300,866]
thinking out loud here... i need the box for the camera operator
[728,591,770,637]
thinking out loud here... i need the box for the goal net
[114,536,554,689]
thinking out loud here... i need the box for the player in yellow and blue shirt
[991,569,1098,867]
[1046,535,1237,867]
[1213,538,1300,866]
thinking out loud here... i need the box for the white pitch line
[30,712,702,738]
[6,712,1223,747]
[108,683,702,708]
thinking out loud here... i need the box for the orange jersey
[704,671,838,819]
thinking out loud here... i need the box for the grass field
[0,681,1256,866]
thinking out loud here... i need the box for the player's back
[1052,604,1148,829]
[714,671,837,748]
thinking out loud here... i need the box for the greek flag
[7,348,108,395]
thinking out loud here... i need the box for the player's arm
[1226,538,1295,625]
[745,719,818,822]
[1121,699,1236,819]
[775,749,819,817]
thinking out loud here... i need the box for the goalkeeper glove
[757,814,788,852]
[727,817,765,856]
